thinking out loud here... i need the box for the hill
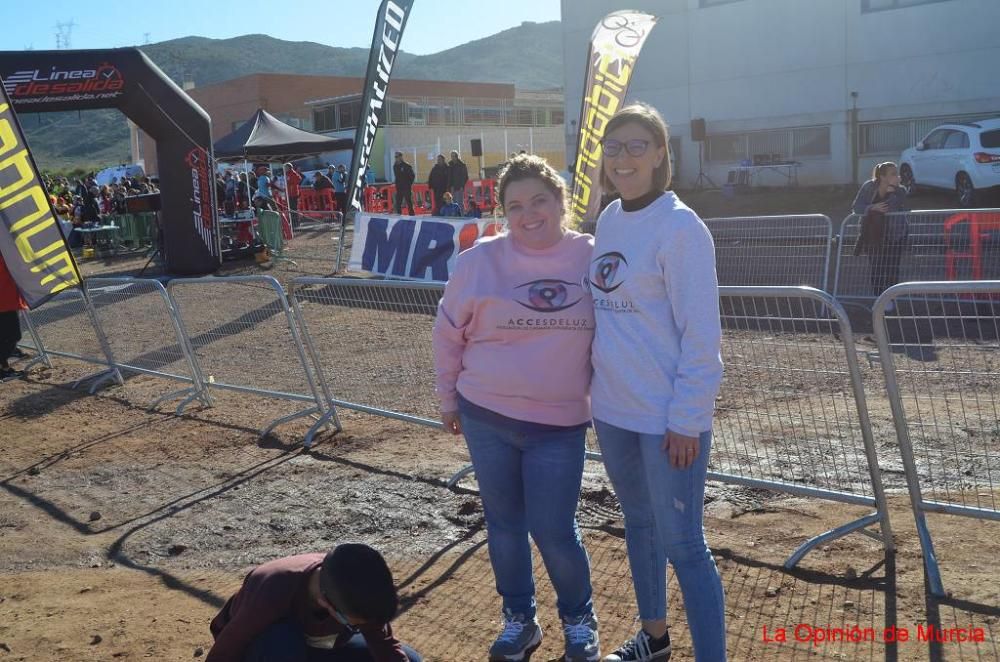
[23,21,563,174]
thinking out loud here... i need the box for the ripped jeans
[594,420,726,661]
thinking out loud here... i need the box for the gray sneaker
[562,613,600,661]
[489,609,543,661]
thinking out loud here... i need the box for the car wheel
[899,164,914,190]
[956,172,976,208]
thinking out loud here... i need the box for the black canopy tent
[213,109,353,162]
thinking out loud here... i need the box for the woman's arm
[851,181,876,215]
[432,255,475,418]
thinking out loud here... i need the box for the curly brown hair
[496,154,568,217]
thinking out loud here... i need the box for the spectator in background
[0,254,27,381]
[237,173,250,210]
[438,191,462,217]
[284,163,303,228]
[223,171,237,217]
[392,152,416,216]
[333,165,349,214]
[464,195,482,219]
[428,154,449,215]
[253,166,277,212]
[314,169,335,192]
[448,150,469,212]
[852,161,909,304]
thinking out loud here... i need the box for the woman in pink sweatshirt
[432,154,600,662]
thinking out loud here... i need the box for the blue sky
[3,0,561,55]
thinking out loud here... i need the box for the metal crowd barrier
[166,276,332,439]
[19,287,123,391]
[834,208,1000,303]
[712,286,893,567]
[704,214,833,290]
[85,278,210,410]
[290,277,443,447]
[872,280,1000,597]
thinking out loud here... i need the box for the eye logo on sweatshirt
[514,279,583,313]
[589,252,628,293]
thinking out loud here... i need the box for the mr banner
[0,82,81,308]
[349,213,503,282]
[570,11,658,224]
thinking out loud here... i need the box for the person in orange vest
[0,254,28,380]
[284,163,304,228]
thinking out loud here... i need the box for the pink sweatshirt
[433,231,595,426]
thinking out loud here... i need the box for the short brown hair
[598,102,672,194]
[496,154,568,216]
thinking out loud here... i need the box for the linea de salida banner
[0,83,81,308]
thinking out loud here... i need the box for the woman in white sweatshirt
[589,103,726,662]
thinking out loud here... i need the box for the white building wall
[561,0,1000,187]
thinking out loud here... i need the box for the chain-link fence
[705,215,833,290]
[166,276,328,436]
[834,209,1000,302]
[873,280,1000,597]
[712,286,893,567]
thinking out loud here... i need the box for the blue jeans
[460,409,594,621]
[594,420,726,661]
[243,621,422,662]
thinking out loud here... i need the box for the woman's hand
[441,410,462,435]
[869,202,889,213]
[663,430,699,469]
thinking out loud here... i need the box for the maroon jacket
[207,553,407,662]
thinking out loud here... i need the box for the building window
[861,0,953,13]
[313,107,335,132]
[791,127,831,158]
[551,109,565,125]
[337,101,362,130]
[707,134,747,163]
[388,100,407,125]
[426,99,457,125]
[859,112,999,155]
[707,125,831,163]
[463,98,505,126]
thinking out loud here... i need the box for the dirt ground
[2,362,999,662]
[2,186,998,661]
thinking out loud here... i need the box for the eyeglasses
[601,138,652,158]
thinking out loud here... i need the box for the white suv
[899,118,1000,207]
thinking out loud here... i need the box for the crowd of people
[40,174,160,249]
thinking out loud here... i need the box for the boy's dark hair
[319,543,398,624]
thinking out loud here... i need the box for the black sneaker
[602,628,671,661]
[0,366,24,382]
[9,348,28,359]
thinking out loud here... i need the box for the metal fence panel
[834,209,1000,302]
[704,215,832,290]
[291,277,443,428]
[873,280,1000,597]
[166,276,326,417]
[22,288,111,366]
[713,286,892,565]
[85,278,206,406]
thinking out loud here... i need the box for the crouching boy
[207,543,421,662]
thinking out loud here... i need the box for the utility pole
[54,19,76,49]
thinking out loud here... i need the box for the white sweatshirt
[590,192,723,437]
